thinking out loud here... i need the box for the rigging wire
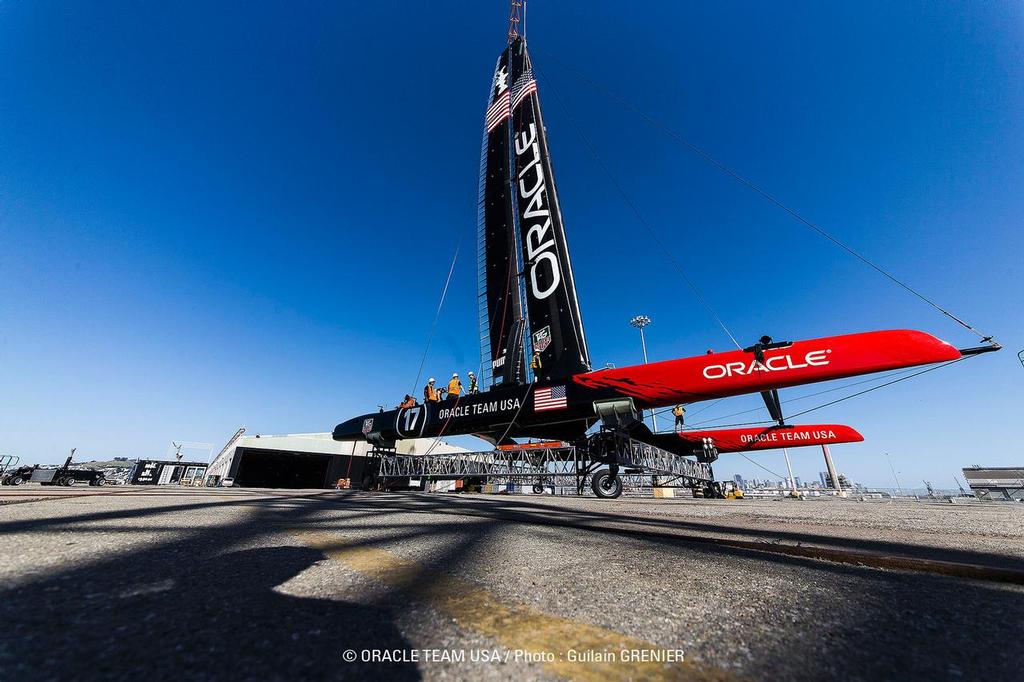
[738,453,786,480]
[410,240,461,398]
[681,365,928,427]
[785,356,970,421]
[535,64,743,351]
[535,48,994,343]
[648,362,923,426]
[686,355,972,430]
[493,380,537,446]
[650,397,725,428]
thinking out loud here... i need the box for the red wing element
[678,424,864,453]
[573,329,959,407]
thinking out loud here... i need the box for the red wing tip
[883,329,961,359]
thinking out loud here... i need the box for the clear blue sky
[2,2,1021,487]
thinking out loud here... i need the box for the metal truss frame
[371,430,714,495]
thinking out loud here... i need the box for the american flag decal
[485,91,511,133]
[534,384,567,412]
[510,68,537,111]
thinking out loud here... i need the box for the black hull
[333,380,611,445]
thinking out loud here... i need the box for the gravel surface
[1,487,1021,681]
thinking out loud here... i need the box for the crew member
[424,378,441,403]
[530,350,542,381]
[447,373,463,398]
[747,335,773,365]
[398,394,416,409]
[467,371,479,394]
[672,404,686,431]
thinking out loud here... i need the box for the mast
[477,48,527,387]
[479,3,590,386]
[507,1,524,44]
[507,37,591,381]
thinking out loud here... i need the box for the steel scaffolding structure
[371,431,714,496]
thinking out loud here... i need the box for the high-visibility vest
[448,379,462,396]
[673,406,684,417]
[530,354,542,370]
[424,385,440,402]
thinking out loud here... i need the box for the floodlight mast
[629,315,654,430]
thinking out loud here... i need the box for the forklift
[693,480,744,499]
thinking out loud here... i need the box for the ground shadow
[0,542,420,681]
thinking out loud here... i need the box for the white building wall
[205,432,466,482]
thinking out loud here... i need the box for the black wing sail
[477,50,526,387]
[508,38,591,381]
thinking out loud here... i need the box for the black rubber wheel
[11,476,24,486]
[64,478,76,487]
[591,471,623,499]
[532,483,544,494]
[95,478,105,487]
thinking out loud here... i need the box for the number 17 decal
[397,405,427,438]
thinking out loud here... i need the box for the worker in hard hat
[424,378,441,403]
[672,404,686,431]
[447,373,463,398]
[467,371,479,394]
[530,350,542,381]
[398,394,416,409]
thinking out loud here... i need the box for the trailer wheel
[94,478,105,487]
[591,471,623,499]
[64,477,76,486]
[11,476,24,486]
[532,483,544,494]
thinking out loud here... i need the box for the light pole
[884,452,903,496]
[630,315,651,364]
[629,315,654,430]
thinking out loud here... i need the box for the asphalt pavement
[1,487,1021,681]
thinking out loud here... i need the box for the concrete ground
[1,487,1022,681]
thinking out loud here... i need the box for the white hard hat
[453,372,458,377]
[468,371,475,376]
[428,377,435,383]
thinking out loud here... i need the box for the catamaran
[333,4,997,497]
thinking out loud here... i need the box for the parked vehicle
[1,465,35,486]
[31,451,106,487]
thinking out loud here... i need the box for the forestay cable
[738,453,786,480]
[536,64,743,350]
[688,352,966,428]
[537,48,993,343]
[410,240,461,398]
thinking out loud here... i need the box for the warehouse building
[962,466,1024,501]
[132,460,208,486]
[205,431,465,489]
